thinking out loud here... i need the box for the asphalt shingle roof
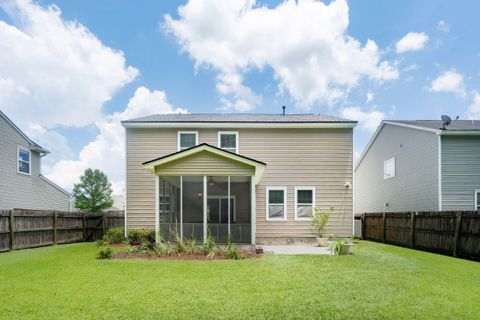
[122,113,355,123]
[388,120,480,131]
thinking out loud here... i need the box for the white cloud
[164,0,398,110]
[437,20,450,33]
[341,106,385,132]
[366,91,375,104]
[395,32,429,53]
[24,123,74,165]
[43,87,188,194]
[466,91,480,119]
[0,0,138,128]
[429,70,465,97]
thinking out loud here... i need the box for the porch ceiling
[142,143,266,184]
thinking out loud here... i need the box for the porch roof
[142,143,266,184]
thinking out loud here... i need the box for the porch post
[251,176,256,245]
[180,176,183,239]
[203,175,207,243]
[228,176,231,236]
[155,175,159,243]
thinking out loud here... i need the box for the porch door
[207,196,234,242]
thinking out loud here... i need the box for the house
[0,110,71,211]
[355,120,480,215]
[122,113,356,244]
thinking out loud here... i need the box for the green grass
[0,241,479,320]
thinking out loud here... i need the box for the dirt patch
[112,251,262,260]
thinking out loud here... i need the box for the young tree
[73,168,114,213]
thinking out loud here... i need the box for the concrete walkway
[260,245,331,255]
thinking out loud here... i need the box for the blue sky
[0,0,479,193]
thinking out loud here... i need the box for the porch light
[197,192,203,198]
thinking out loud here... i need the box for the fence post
[361,214,366,240]
[409,211,416,248]
[8,210,14,251]
[53,212,58,245]
[382,212,386,243]
[453,211,462,257]
[102,212,107,236]
[82,214,86,241]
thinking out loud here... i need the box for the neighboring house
[122,113,356,244]
[355,120,480,215]
[0,110,71,211]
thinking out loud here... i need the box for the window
[17,146,31,175]
[218,131,238,153]
[177,131,198,151]
[266,187,287,221]
[384,157,395,179]
[295,187,315,220]
[475,190,480,212]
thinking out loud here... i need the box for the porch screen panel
[230,176,251,243]
[206,176,229,242]
[158,176,181,241]
[182,176,204,242]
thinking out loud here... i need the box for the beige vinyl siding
[0,115,70,211]
[126,127,353,238]
[441,135,480,210]
[354,124,439,214]
[155,151,254,176]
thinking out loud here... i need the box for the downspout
[437,133,443,211]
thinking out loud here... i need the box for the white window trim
[266,186,287,221]
[17,146,31,176]
[475,189,480,211]
[218,131,239,153]
[177,131,198,151]
[383,157,396,180]
[294,186,316,221]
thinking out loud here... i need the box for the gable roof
[355,119,480,171]
[142,143,266,184]
[122,113,357,128]
[0,110,49,155]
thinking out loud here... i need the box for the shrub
[202,232,217,257]
[127,229,156,247]
[96,247,112,259]
[225,236,243,260]
[311,207,334,238]
[104,227,125,244]
[330,239,353,255]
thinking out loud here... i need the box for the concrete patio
[259,245,331,255]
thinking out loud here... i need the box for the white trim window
[384,157,396,180]
[177,131,198,151]
[294,187,315,220]
[266,187,287,221]
[475,189,480,212]
[17,146,31,175]
[218,131,238,153]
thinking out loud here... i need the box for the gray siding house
[122,113,356,244]
[0,110,71,211]
[355,120,480,214]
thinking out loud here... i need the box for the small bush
[127,229,156,247]
[96,247,112,259]
[104,227,125,244]
[202,232,217,257]
[95,239,106,248]
[225,236,243,260]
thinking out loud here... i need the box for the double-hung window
[218,131,238,153]
[266,187,287,221]
[295,187,315,220]
[384,157,395,179]
[17,147,31,175]
[178,131,198,151]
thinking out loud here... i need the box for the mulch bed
[112,251,262,260]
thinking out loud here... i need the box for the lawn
[0,241,479,320]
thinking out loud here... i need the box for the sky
[1,0,479,194]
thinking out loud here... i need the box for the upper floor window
[294,187,315,220]
[178,131,198,151]
[218,131,238,153]
[384,157,395,180]
[17,146,31,175]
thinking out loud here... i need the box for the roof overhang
[143,143,266,184]
[123,122,357,129]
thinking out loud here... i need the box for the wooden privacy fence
[0,209,124,252]
[362,211,480,261]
